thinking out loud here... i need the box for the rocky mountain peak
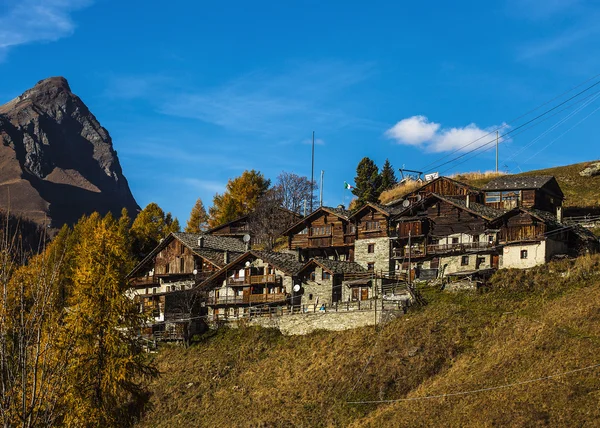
[0,77,139,227]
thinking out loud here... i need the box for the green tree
[378,158,398,194]
[208,170,271,228]
[130,203,180,258]
[62,213,157,426]
[184,198,208,233]
[352,157,382,207]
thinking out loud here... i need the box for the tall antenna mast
[319,170,324,207]
[310,131,315,212]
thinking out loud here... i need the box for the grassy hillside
[138,255,600,427]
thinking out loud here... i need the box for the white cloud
[384,115,440,145]
[180,178,224,194]
[385,115,506,153]
[0,0,92,57]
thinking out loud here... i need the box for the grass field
[138,254,600,427]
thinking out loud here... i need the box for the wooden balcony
[393,242,494,258]
[308,236,332,247]
[130,276,159,287]
[207,293,287,305]
[226,274,280,286]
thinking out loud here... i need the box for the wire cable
[347,362,600,404]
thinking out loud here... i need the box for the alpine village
[3,76,600,426]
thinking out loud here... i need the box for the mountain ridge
[0,76,139,227]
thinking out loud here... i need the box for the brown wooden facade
[284,207,353,261]
[351,204,392,240]
[483,176,563,214]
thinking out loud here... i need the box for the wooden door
[243,287,251,303]
[361,288,369,301]
[491,255,499,269]
[352,288,359,301]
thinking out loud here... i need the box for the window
[310,271,316,281]
[366,221,380,231]
[309,293,313,301]
[322,271,331,280]
[520,250,528,259]
[367,243,375,253]
[488,235,495,244]
[473,235,479,243]
[367,262,375,271]
[299,227,308,235]
[452,237,459,244]
[311,226,332,236]
[461,256,469,266]
[485,191,501,203]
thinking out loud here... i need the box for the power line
[418,73,600,172]
[347,362,600,404]
[436,87,600,175]
[422,78,600,174]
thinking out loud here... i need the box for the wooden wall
[404,178,482,202]
[426,200,487,237]
[497,212,546,242]
[355,208,389,239]
[289,211,349,249]
[154,239,219,276]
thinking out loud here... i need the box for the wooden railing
[226,274,280,286]
[207,293,287,305]
[308,236,332,247]
[130,276,159,287]
[393,242,494,258]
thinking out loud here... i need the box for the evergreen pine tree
[378,158,398,193]
[352,157,382,207]
[185,198,209,233]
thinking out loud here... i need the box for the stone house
[198,250,305,321]
[296,258,369,306]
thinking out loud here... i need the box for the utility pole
[496,130,499,173]
[407,230,412,286]
[310,131,315,212]
[319,170,324,207]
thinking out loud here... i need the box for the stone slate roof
[174,232,246,253]
[482,175,555,191]
[322,206,351,219]
[309,258,367,275]
[442,195,506,220]
[250,250,305,275]
[350,202,404,219]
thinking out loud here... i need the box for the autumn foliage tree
[62,213,157,426]
[208,170,270,228]
[130,202,180,259]
[184,198,208,233]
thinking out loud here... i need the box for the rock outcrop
[0,77,139,227]
[579,161,600,177]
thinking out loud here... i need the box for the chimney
[224,250,230,264]
[556,206,563,223]
[197,236,204,248]
[466,194,471,209]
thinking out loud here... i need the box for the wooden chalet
[386,176,483,207]
[390,193,504,278]
[198,250,305,321]
[283,206,353,261]
[482,175,564,215]
[126,232,246,339]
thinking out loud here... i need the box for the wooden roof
[483,175,564,198]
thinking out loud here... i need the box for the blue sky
[1,0,600,223]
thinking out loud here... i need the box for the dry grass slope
[138,255,600,427]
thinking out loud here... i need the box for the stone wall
[245,306,401,335]
[502,241,546,269]
[440,253,492,275]
[354,236,392,272]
